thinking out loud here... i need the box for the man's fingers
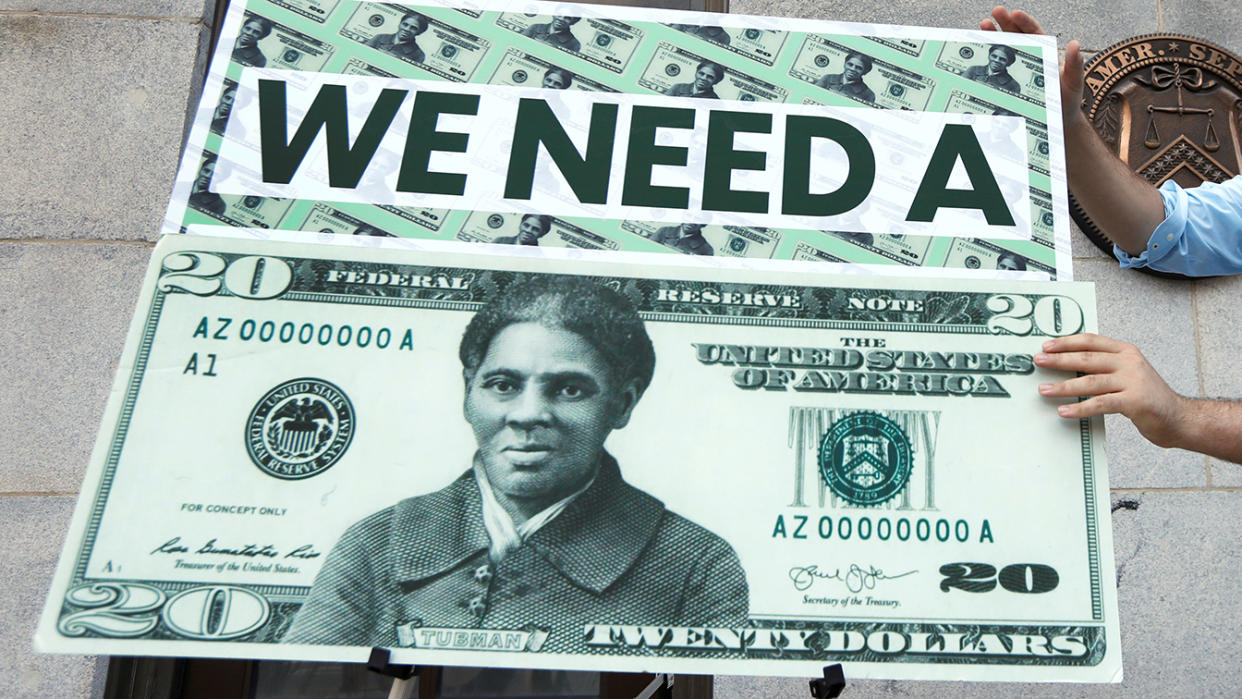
[1041,333,1129,354]
[1065,40,1083,74]
[1063,40,1085,100]
[1055,394,1121,419]
[1035,349,1125,374]
[987,7,1021,32]
[987,7,1046,34]
[1007,9,1046,34]
[1039,373,1123,398]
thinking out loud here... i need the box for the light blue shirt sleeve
[1114,175,1242,276]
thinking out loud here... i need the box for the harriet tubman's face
[843,56,867,83]
[693,64,719,92]
[397,15,423,42]
[237,20,265,48]
[215,89,236,121]
[996,254,1024,271]
[988,47,1010,73]
[465,323,638,513]
[542,71,569,90]
[194,161,215,192]
[518,217,549,244]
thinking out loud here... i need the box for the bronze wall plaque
[1071,34,1242,274]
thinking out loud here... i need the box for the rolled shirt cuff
[1115,180,1186,269]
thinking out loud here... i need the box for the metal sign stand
[808,664,847,698]
[636,673,673,699]
[368,647,420,699]
[363,651,754,698]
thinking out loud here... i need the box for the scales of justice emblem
[1073,34,1242,271]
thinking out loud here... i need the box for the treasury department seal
[1071,34,1242,278]
[246,378,354,480]
[818,411,912,506]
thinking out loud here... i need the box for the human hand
[981,7,1086,127]
[1035,334,1188,448]
[979,6,1044,35]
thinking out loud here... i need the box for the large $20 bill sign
[37,234,1119,682]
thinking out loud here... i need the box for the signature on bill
[150,536,321,560]
[789,563,917,593]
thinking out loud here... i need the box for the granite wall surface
[1,3,212,696]
[1,0,1238,696]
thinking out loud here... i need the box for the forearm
[1169,398,1242,464]
[1064,114,1166,256]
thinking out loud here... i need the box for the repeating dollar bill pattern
[37,234,1119,681]
[167,0,1072,279]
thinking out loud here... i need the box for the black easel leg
[808,664,846,698]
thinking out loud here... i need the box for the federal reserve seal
[246,379,354,480]
[818,412,912,506]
